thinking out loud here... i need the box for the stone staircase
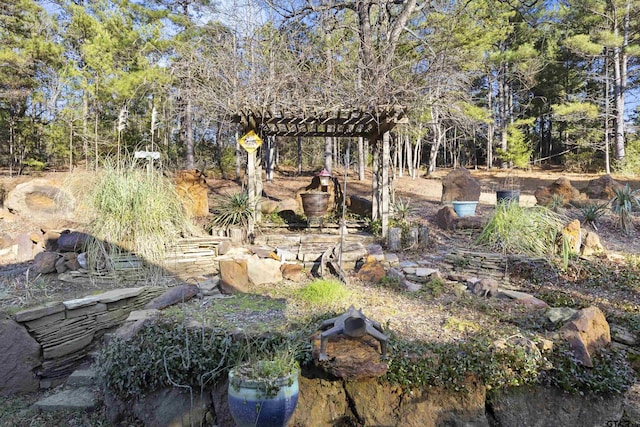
[33,366,99,412]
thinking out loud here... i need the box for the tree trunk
[358,136,365,180]
[185,96,194,169]
[487,73,494,169]
[83,90,89,170]
[324,136,332,173]
[297,136,302,175]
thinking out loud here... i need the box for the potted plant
[227,347,300,427]
[496,174,520,205]
[208,191,257,242]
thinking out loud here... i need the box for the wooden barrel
[300,192,330,218]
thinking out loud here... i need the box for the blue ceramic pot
[228,367,299,427]
[452,201,478,217]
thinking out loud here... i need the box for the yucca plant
[477,202,566,257]
[609,184,640,234]
[209,191,257,230]
[581,203,608,231]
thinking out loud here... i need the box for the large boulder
[175,169,209,218]
[32,251,59,274]
[441,168,481,203]
[0,313,42,395]
[534,177,585,206]
[57,230,91,253]
[219,258,250,293]
[586,175,624,200]
[560,306,611,367]
[433,206,457,230]
[5,179,75,220]
[144,284,199,310]
[246,255,283,285]
[488,385,623,427]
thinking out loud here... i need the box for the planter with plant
[227,344,300,427]
[208,191,257,240]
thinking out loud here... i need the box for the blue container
[228,368,299,427]
[452,201,478,217]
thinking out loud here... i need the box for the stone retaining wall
[4,286,164,391]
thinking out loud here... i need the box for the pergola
[232,105,408,237]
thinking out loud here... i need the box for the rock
[57,230,91,253]
[33,387,97,411]
[560,219,582,254]
[55,256,68,273]
[546,307,578,323]
[344,379,401,426]
[144,284,199,309]
[581,230,604,256]
[219,258,250,293]
[311,332,388,380]
[516,296,549,309]
[397,376,488,427]
[32,251,59,274]
[281,263,306,281]
[346,195,372,218]
[4,179,75,219]
[441,168,481,204]
[260,199,279,215]
[0,313,41,395]
[276,198,300,214]
[610,324,637,346]
[586,175,624,200]
[290,376,348,427]
[560,306,611,367]
[247,255,283,285]
[41,229,61,251]
[210,379,235,427]
[356,260,386,283]
[534,177,585,206]
[216,239,233,255]
[488,385,623,427]
[367,244,385,262]
[132,387,212,427]
[175,169,208,218]
[434,206,457,230]
[623,382,640,425]
[470,278,499,297]
[16,233,34,262]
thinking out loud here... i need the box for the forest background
[1,0,640,179]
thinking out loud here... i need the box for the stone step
[32,386,97,412]
[66,368,96,387]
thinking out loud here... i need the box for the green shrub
[477,203,565,256]
[385,336,634,395]
[95,322,312,400]
[295,278,351,306]
[614,138,640,176]
[540,344,635,394]
[384,335,547,392]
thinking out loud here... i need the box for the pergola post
[246,149,256,237]
[381,131,391,238]
[371,138,379,222]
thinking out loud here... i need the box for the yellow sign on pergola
[238,130,263,153]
